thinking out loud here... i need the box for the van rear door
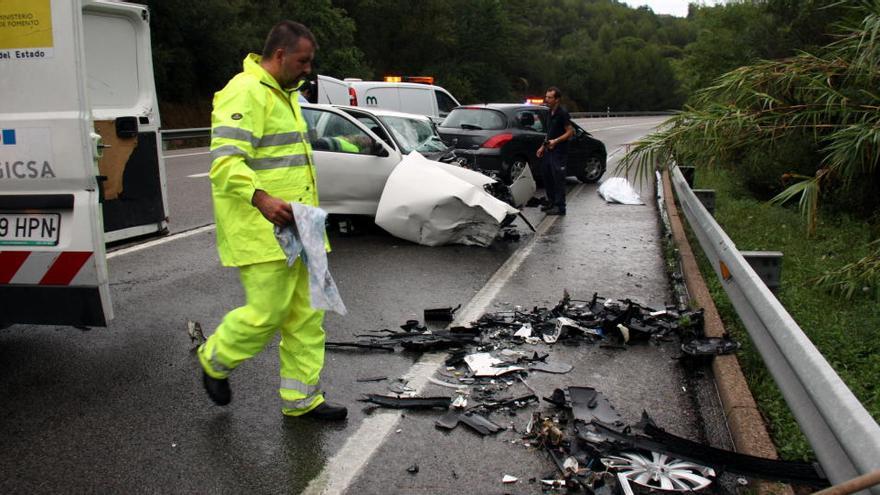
[0,0,112,327]
[83,1,168,242]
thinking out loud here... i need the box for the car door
[302,106,401,216]
[513,108,547,165]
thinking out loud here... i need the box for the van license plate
[0,213,61,246]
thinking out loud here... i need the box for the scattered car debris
[502,474,518,483]
[336,291,784,490]
[592,413,828,486]
[464,352,525,377]
[186,320,206,347]
[407,464,419,474]
[528,361,573,374]
[355,376,388,383]
[680,336,741,364]
[360,394,451,410]
[325,341,395,352]
[458,411,505,435]
[602,452,715,492]
[424,304,461,322]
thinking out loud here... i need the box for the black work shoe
[302,401,348,420]
[202,371,231,406]
[540,204,554,211]
[545,207,566,216]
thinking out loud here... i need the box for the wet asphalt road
[0,116,730,493]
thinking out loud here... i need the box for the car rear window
[441,108,506,130]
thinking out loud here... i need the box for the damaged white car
[302,104,535,246]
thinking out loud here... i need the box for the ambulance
[1,0,167,327]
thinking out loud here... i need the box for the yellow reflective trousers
[198,259,325,416]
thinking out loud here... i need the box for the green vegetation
[622,1,880,460]
[689,167,880,460]
[147,0,700,125]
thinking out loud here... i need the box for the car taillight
[482,133,513,148]
[349,87,358,106]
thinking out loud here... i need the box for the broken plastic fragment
[563,457,579,475]
[680,337,740,360]
[424,304,461,322]
[459,412,505,435]
[514,323,533,338]
[464,352,524,377]
[502,475,518,483]
[360,394,451,409]
[528,361,573,374]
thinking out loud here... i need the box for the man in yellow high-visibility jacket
[197,20,347,420]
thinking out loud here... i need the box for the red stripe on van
[0,251,31,284]
[39,251,92,285]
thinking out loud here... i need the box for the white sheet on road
[375,152,517,247]
[598,177,644,205]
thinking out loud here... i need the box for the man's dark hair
[546,86,562,99]
[261,21,318,58]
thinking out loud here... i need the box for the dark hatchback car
[437,103,607,184]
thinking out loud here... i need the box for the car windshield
[440,108,506,130]
[379,115,447,154]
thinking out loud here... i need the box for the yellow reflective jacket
[209,54,323,267]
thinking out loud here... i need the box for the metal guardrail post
[741,251,783,293]
[692,189,716,215]
[670,165,880,492]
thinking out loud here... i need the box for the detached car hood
[375,152,518,247]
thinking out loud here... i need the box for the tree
[624,1,880,297]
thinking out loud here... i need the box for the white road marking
[163,151,210,159]
[301,190,582,495]
[106,224,215,259]
[187,172,210,178]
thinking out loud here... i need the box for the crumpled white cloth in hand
[274,203,347,315]
[598,177,644,205]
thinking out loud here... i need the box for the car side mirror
[372,140,389,157]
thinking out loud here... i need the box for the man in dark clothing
[536,87,574,216]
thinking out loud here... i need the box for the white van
[314,74,350,105]
[1,0,165,326]
[344,80,461,124]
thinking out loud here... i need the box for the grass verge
[686,167,879,461]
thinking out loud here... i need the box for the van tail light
[349,87,358,106]
[481,133,513,148]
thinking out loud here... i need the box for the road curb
[660,169,792,495]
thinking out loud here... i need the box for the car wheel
[502,158,528,185]
[577,155,605,183]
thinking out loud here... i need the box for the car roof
[330,104,434,122]
[451,103,548,113]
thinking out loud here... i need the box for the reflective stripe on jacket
[209,53,322,267]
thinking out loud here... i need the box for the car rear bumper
[451,148,505,173]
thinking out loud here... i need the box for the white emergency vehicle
[1,0,167,327]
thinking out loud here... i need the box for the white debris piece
[375,152,518,247]
[464,352,524,377]
[514,323,532,338]
[598,177,644,205]
[502,475,518,484]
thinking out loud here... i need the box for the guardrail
[158,112,675,141]
[670,165,880,492]
[571,110,677,118]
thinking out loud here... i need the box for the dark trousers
[542,151,567,211]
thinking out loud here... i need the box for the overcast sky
[620,0,725,17]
